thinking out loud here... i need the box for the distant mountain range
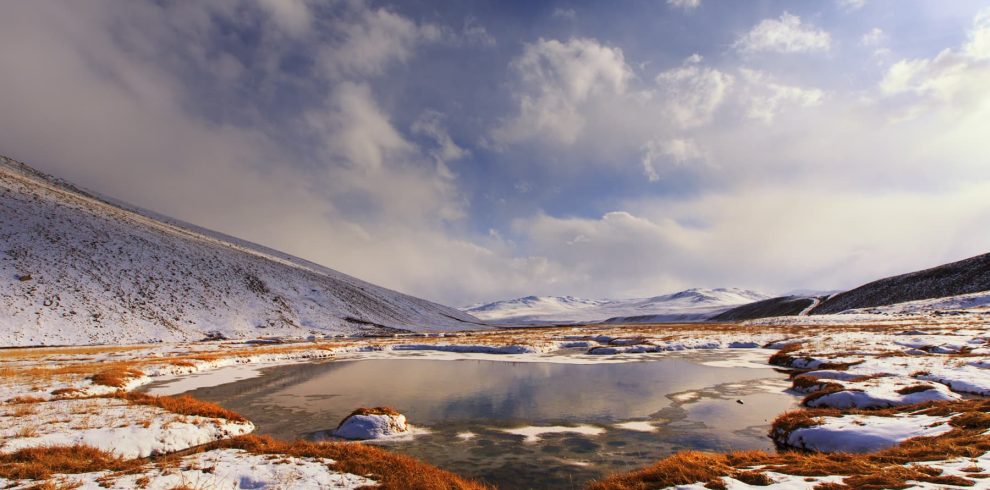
[714,252,990,321]
[462,288,771,324]
[0,155,484,346]
[4,153,988,347]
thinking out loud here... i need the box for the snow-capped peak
[462,288,770,324]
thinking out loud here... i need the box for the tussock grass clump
[802,386,855,406]
[7,403,38,417]
[7,396,45,404]
[114,392,247,423]
[212,434,491,489]
[895,384,936,395]
[50,388,83,398]
[584,451,738,490]
[90,367,144,388]
[596,398,990,490]
[346,406,402,417]
[0,445,139,480]
[769,343,804,367]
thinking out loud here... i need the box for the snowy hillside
[811,251,990,315]
[842,290,990,316]
[716,251,990,321]
[0,156,485,346]
[463,288,769,324]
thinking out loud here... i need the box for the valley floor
[2,312,990,489]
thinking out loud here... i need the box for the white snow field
[462,288,770,324]
[0,156,485,346]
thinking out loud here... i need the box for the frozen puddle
[183,356,799,489]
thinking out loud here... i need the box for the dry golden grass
[896,384,937,395]
[7,395,45,404]
[90,367,145,388]
[7,403,37,417]
[0,445,140,480]
[50,388,83,398]
[0,345,150,361]
[206,434,492,489]
[593,398,990,489]
[112,392,247,423]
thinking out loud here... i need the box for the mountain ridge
[0,155,484,346]
[462,288,770,324]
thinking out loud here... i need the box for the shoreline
[2,320,989,488]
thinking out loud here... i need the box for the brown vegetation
[593,398,990,489]
[113,392,248,423]
[90,367,145,388]
[0,445,139,480]
[210,434,491,490]
[895,384,937,395]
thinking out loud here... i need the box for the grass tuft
[213,434,491,489]
[895,384,936,395]
[0,445,139,480]
[112,392,248,423]
[90,367,144,388]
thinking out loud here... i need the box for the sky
[1,0,989,306]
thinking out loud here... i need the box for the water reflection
[185,358,797,489]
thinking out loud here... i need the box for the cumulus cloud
[654,55,733,127]
[667,0,701,11]
[0,1,491,305]
[860,27,886,47]
[318,6,441,78]
[2,1,988,306]
[255,0,312,36]
[739,68,824,123]
[837,0,867,12]
[506,180,990,298]
[734,13,831,54]
[879,9,990,120]
[640,138,705,181]
[493,37,632,145]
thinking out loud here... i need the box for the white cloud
[255,0,312,36]
[552,8,577,20]
[506,181,990,298]
[460,18,496,47]
[739,68,824,123]
[654,57,734,128]
[965,8,990,60]
[860,27,886,47]
[734,13,831,54]
[319,7,440,78]
[878,9,990,120]
[493,37,632,145]
[641,138,705,181]
[667,0,701,11]
[412,110,469,178]
[837,0,867,12]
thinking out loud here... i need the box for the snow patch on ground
[1,448,375,490]
[0,398,253,458]
[784,413,952,453]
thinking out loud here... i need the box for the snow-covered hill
[715,251,990,321]
[462,288,770,324]
[0,156,485,346]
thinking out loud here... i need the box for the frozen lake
[184,356,797,488]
